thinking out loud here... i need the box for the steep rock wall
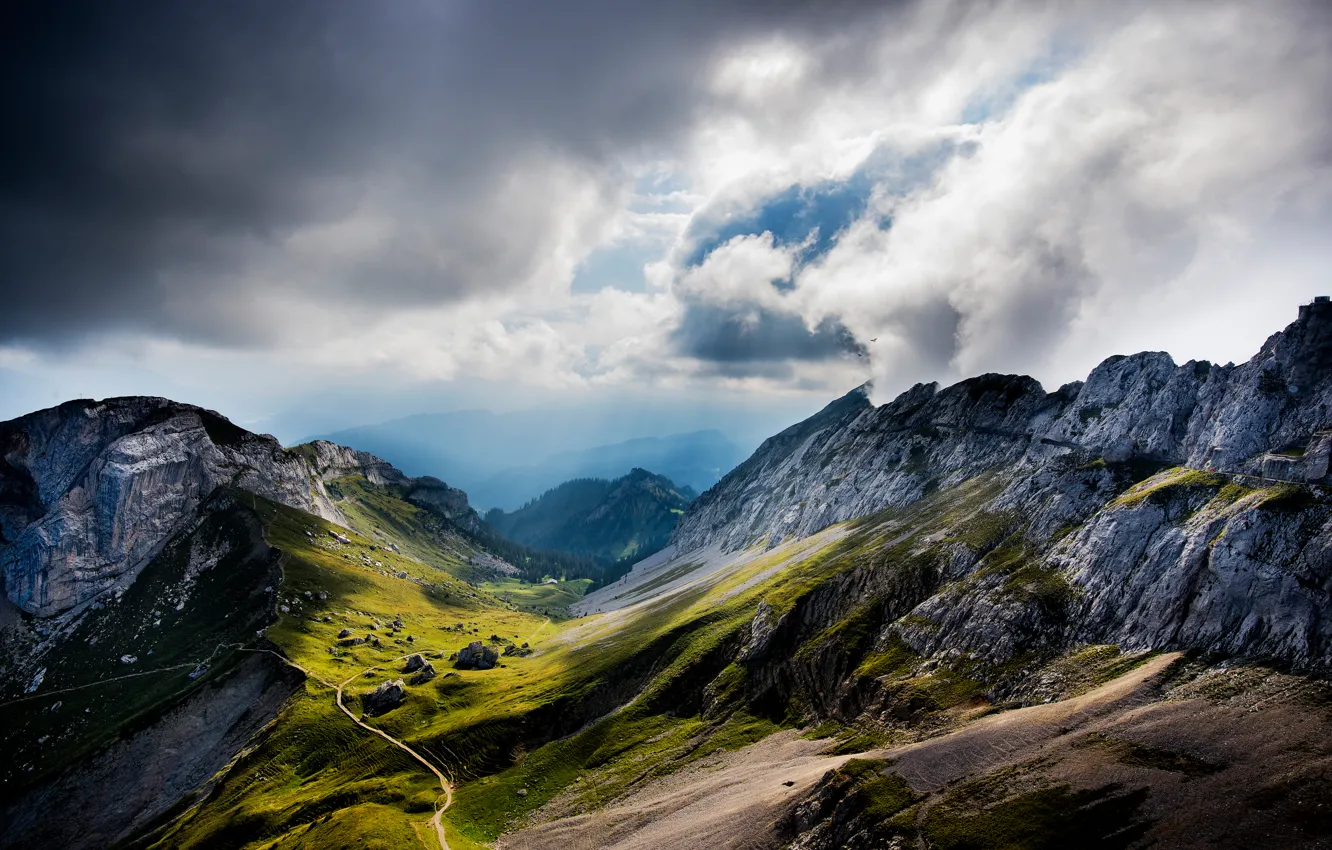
[0,399,475,619]
[674,303,1332,555]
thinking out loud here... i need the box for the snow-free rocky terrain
[4,301,1332,849]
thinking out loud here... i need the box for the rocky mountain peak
[0,398,468,619]
[674,300,1332,554]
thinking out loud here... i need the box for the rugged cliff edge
[675,300,1332,555]
[0,398,480,620]
[662,302,1332,678]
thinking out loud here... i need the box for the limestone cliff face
[405,476,483,535]
[673,302,1332,672]
[675,303,1332,555]
[0,398,475,619]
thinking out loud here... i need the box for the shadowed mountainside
[485,468,695,565]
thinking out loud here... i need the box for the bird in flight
[869,337,878,342]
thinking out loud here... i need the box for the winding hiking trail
[247,647,456,850]
[335,660,453,850]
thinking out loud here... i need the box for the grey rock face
[671,301,1332,671]
[0,398,477,619]
[1055,487,1332,666]
[738,600,782,662]
[362,679,407,716]
[406,477,482,534]
[455,640,499,670]
[674,303,1332,555]
[1,399,310,617]
[403,653,426,672]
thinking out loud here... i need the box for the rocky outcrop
[456,641,499,670]
[665,301,1332,680]
[292,439,407,488]
[403,653,427,673]
[362,679,407,716]
[0,398,478,619]
[406,477,482,534]
[674,301,1332,555]
[409,661,437,684]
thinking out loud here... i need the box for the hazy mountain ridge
[485,468,695,564]
[316,412,747,510]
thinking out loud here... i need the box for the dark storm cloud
[672,303,863,367]
[0,0,900,347]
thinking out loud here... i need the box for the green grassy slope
[142,474,1013,847]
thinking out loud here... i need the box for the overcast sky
[3,0,1331,438]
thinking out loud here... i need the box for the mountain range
[3,300,1332,848]
[313,415,746,511]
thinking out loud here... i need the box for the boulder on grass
[409,662,437,685]
[403,653,426,672]
[455,641,499,670]
[362,679,407,716]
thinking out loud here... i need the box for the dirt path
[522,617,551,645]
[247,647,455,850]
[335,657,453,850]
[0,640,250,708]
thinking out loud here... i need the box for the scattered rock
[120,655,137,664]
[516,788,528,798]
[361,679,407,716]
[25,668,46,694]
[502,644,532,658]
[409,662,437,685]
[455,641,499,670]
[404,654,427,672]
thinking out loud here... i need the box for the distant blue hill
[312,414,748,511]
[484,468,695,564]
[467,430,742,511]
